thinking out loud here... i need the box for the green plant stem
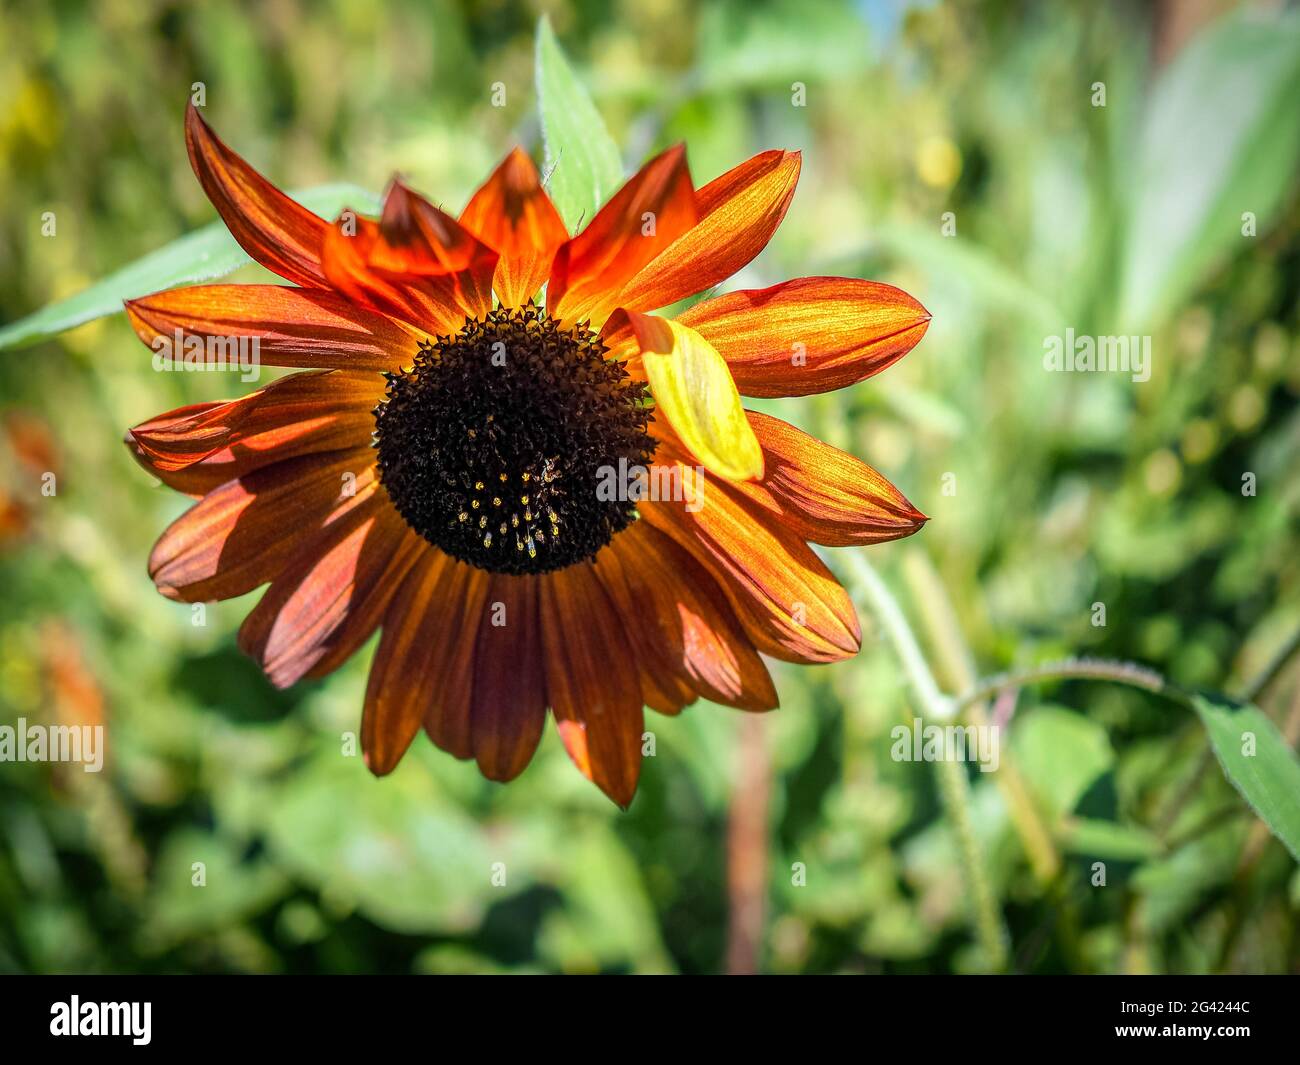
[951,657,1178,715]
[842,551,1007,971]
[842,552,952,718]
[900,552,1062,887]
[949,625,1300,717]
[933,750,1010,971]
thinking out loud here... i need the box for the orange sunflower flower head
[125,103,930,806]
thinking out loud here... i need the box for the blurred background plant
[1,0,1298,975]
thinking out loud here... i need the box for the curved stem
[841,551,952,720]
[901,551,1062,887]
[840,551,1006,970]
[951,657,1179,716]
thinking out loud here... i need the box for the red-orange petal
[675,276,931,397]
[361,550,490,774]
[639,443,860,664]
[147,447,375,602]
[540,566,644,807]
[237,502,420,688]
[302,530,428,682]
[359,550,448,775]
[469,574,548,781]
[612,150,800,315]
[125,400,227,495]
[125,285,420,372]
[320,196,495,337]
[460,148,569,309]
[600,522,777,712]
[372,181,498,318]
[185,103,329,288]
[549,145,697,325]
[321,215,435,330]
[589,540,696,715]
[128,369,382,474]
[733,411,928,546]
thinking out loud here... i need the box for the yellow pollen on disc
[520,495,530,505]
[471,499,480,509]
[483,532,492,547]
[474,481,485,491]
[492,497,501,507]
[458,512,468,522]
[527,537,537,559]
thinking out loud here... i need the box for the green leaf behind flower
[535,15,623,234]
[0,184,380,352]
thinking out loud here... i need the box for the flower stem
[841,551,1007,971]
[842,551,952,719]
[951,657,1178,715]
[934,753,1009,970]
[900,551,1062,886]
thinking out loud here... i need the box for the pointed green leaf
[535,15,623,233]
[1192,690,1300,861]
[0,183,380,352]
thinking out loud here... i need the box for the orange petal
[460,148,569,309]
[639,446,860,664]
[361,551,490,774]
[321,195,495,337]
[359,550,448,775]
[302,531,427,681]
[147,448,376,602]
[587,537,695,715]
[125,400,227,494]
[125,285,420,372]
[549,145,697,325]
[185,103,329,288]
[733,411,927,546]
[639,664,698,716]
[540,566,644,806]
[600,523,777,712]
[321,215,437,329]
[373,181,498,317]
[613,150,800,315]
[470,574,548,781]
[676,276,931,397]
[238,503,422,688]
[128,369,382,473]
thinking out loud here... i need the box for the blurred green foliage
[1,0,1298,974]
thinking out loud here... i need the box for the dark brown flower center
[374,304,655,575]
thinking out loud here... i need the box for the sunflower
[124,104,930,806]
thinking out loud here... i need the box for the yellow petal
[621,311,764,482]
